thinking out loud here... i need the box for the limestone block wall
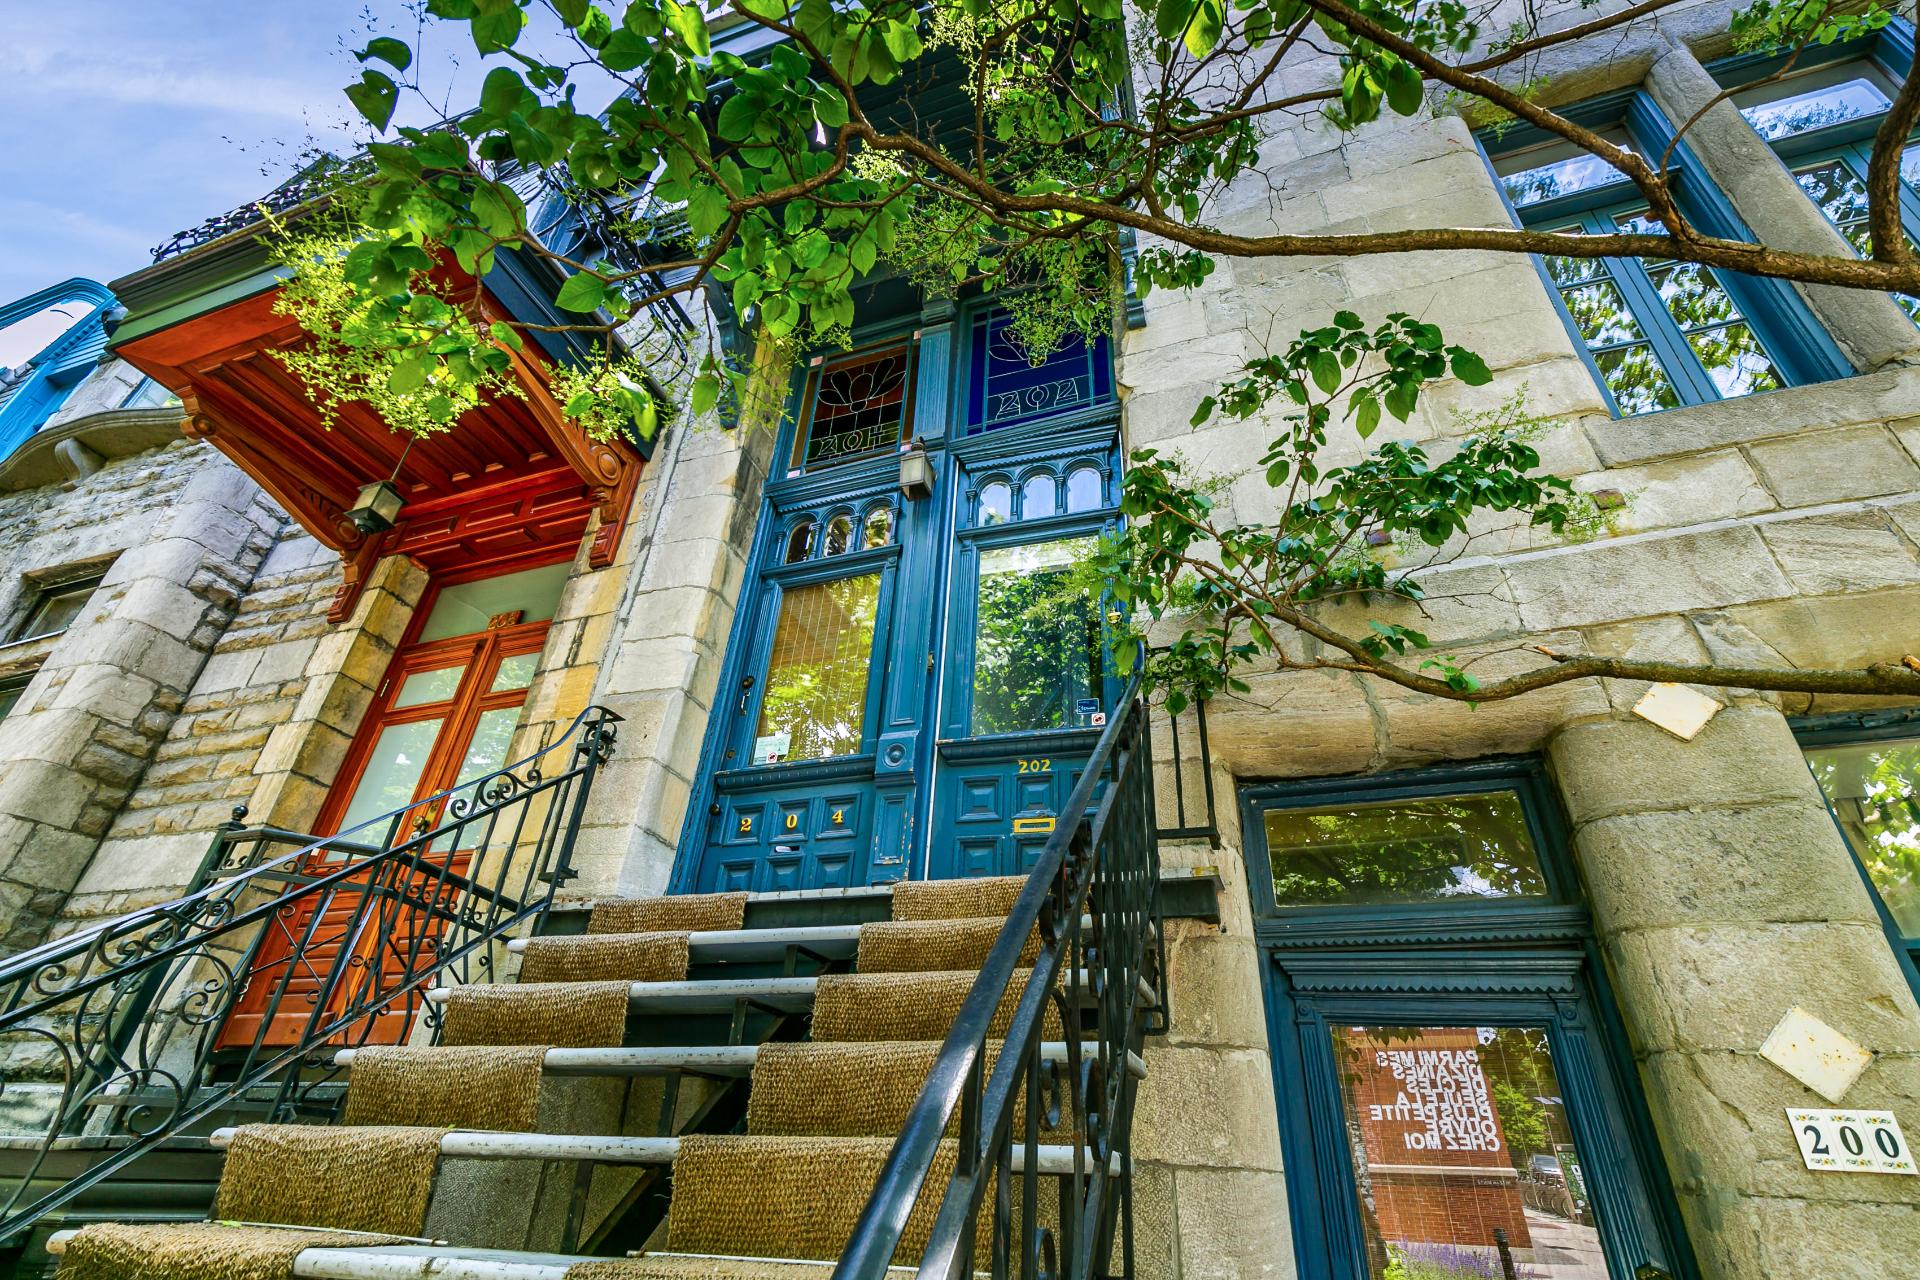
[0,437,279,953]
[1115,7,1920,1276]
[52,528,359,929]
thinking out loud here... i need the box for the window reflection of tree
[972,540,1103,735]
[1809,742,1920,935]
[755,574,881,761]
[1264,793,1546,906]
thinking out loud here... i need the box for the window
[1262,790,1548,908]
[753,573,883,764]
[11,573,104,643]
[964,307,1115,434]
[0,673,30,719]
[791,343,913,472]
[1803,729,1920,985]
[120,377,181,410]
[971,536,1103,735]
[1733,58,1920,320]
[1483,91,1847,416]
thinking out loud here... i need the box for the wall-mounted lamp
[898,439,934,500]
[346,438,413,535]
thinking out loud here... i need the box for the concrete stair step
[330,1040,1146,1079]
[421,971,1153,1017]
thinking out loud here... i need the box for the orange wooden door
[218,620,549,1050]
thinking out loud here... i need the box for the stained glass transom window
[965,309,1114,434]
[794,345,912,471]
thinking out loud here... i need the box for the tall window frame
[1714,23,1920,320]
[1793,706,1920,1001]
[1479,89,1851,417]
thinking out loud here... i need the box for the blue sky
[0,2,572,304]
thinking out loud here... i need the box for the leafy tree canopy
[287,0,1920,703]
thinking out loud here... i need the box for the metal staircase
[4,686,1165,1280]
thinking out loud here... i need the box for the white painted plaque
[1787,1108,1916,1175]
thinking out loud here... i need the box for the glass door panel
[1805,737,1920,937]
[753,572,883,764]
[972,535,1104,735]
[1332,1023,1608,1280]
[334,718,445,839]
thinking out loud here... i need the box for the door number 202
[1016,758,1051,774]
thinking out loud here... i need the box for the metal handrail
[833,677,1164,1280]
[0,705,621,1240]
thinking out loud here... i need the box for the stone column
[0,459,278,953]
[1643,40,1920,373]
[1549,704,1920,1279]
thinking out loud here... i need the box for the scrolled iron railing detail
[0,706,620,1241]
[835,679,1165,1280]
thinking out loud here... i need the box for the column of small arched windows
[973,462,1107,527]
[782,501,897,564]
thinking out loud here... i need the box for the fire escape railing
[0,705,621,1241]
[834,678,1166,1280]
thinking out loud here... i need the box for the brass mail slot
[1012,816,1056,835]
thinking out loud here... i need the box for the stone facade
[4,4,1920,1275]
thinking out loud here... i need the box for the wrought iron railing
[0,706,620,1240]
[834,679,1165,1280]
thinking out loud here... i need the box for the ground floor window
[1797,711,1920,994]
[1244,763,1695,1280]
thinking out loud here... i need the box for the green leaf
[555,272,610,313]
[1355,394,1381,438]
[564,391,597,417]
[1333,310,1363,330]
[554,0,590,23]
[1384,59,1423,116]
[666,0,711,55]
[471,3,527,52]
[1184,0,1225,58]
[1189,394,1216,426]
[359,37,413,72]
[345,70,399,131]
[1450,350,1493,385]
[480,66,526,117]
[1308,350,1341,394]
[1155,0,1199,43]
[691,372,721,416]
[717,94,758,142]
[489,321,525,352]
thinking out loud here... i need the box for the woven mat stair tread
[890,876,1027,922]
[213,1125,448,1239]
[54,1224,404,1280]
[442,980,631,1048]
[590,892,748,935]
[665,1134,982,1265]
[520,931,692,984]
[563,1256,840,1280]
[746,1040,1067,1140]
[854,916,1041,974]
[811,968,1062,1042]
[342,1044,548,1131]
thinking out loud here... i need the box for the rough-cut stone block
[1748,426,1920,508]
[1163,921,1270,1051]
[1503,524,1793,630]
[1574,801,1881,932]
[1605,921,1920,1055]
[1549,706,1822,821]
[1132,1045,1283,1170]
[1758,508,1920,594]
[1171,1166,1297,1280]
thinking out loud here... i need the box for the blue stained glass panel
[965,309,1115,434]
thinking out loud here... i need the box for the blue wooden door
[677,303,1123,892]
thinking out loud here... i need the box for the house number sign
[1787,1108,1915,1175]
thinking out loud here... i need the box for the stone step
[510,923,865,965]
[422,971,1155,1016]
[203,1129,1117,1173]
[330,1040,1147,1079]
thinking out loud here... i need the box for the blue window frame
[1480,90,1851,416]
[1242,761,1697,1280]
[1794,708,1920,1001]
[1718,24,1920,320]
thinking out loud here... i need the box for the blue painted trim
[0,279,117,465]
[1241,758,1700,1280]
